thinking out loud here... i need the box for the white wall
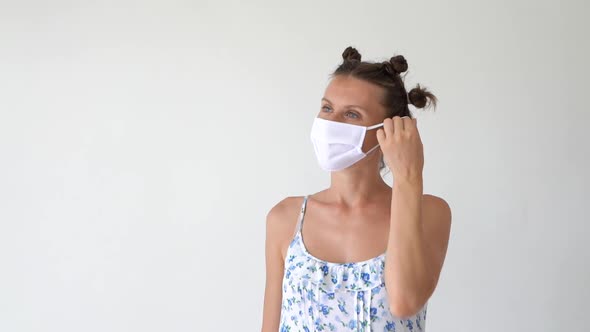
[1,0,588,331]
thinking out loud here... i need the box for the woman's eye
[346,111,359,119]
[321,107,358,119]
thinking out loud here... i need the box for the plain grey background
[1,0,588,331]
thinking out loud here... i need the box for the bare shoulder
[266,195,304,229]
[422,194,452,221]
[420,194,452,249]
[265,196,306,259]
[420,194,452,238]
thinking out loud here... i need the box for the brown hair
[330,46,438,172]
[331,46,437,117]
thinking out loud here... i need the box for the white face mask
[310,117,384,172]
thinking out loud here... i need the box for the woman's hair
[330,46,438,174]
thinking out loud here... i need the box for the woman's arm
[261,200,290,331]
[383,176,452,318]
[376,116,452,318]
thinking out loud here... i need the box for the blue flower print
[338,299,348,315]
[361,272,370,282]
[319,304,331,316]
[386,321,396,331]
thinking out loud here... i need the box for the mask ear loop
[365,143,381,155]
[363,122,384,155]
[366,123,384,130]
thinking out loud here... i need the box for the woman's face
[318,75,388,154]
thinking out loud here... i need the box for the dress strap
[293,195,309,237]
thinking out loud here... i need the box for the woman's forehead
[324,76,385,111]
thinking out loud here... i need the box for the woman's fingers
[393,116,404,137]
[376,128,386,145]
[402,116,414,133]
[383,117,394,139]
[384,116,417,139]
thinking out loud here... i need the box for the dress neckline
[296,230,386,267]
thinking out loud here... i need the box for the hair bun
[381,62,395,76]
[390,55,408,74]
[342,46,362,63]
[408,83,437,109]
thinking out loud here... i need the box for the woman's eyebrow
[321,97,367,112]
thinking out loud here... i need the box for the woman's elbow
[388,297,423,319]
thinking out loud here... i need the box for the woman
[261,46,452,332]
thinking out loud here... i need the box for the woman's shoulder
[266,195,306,223]
[422,194,451,214]
[421,194,452,231]
[265,195,308,254]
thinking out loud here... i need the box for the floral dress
[279,195,427,331]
